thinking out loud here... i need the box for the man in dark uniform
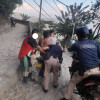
[61,26,100,100]
[18,29,45,83]
[43,44,62,93]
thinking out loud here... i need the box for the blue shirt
[68,39,100,68]
[49,45,62,59]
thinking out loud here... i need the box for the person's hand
[43,46,49,50]
[37,45,45,54]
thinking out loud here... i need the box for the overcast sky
[14,0,95,22]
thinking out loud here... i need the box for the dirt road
[0,24,27,97]
[0,24,81,100]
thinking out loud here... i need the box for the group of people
[18,29,65,92]
[18,26,100,100]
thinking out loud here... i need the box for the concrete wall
[14,19,33,35]
[0,16,33,36]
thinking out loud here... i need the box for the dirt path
[0,24,81,100]
[0,24,27,97]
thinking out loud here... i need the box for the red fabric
[18,36,34,59]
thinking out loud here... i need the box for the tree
[56,2,99,45]
[0,0,22,17]
[88,0,100,42]
[92,0,100,22]
[88,23,100,40]
[20,13,30,21]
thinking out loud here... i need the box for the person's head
[76,26,90,40]
[56,41,61,46]
[32,29,39,35]
[31,29,39,39]
[49,30,55,37]
[43,30,49,38]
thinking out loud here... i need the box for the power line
[56,0,69,7]
[24,0,50,21]
[32,0,56,22]
[44,0,61,15]
[23,0,52,30]
[24,0,39,13]
[33,0,55,21]
[55,0,70,13]
[53,0,61,13]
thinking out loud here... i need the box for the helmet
[76,26,89,37]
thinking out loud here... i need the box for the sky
[14,0,95,22]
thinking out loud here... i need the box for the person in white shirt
[48,30,57,44]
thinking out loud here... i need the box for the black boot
[53,84,58,88]
[28,73,34,81]
[28,73,32,78]
[23,77,27,83]
[39,69,44,77]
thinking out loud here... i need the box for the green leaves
[56,2,100,45]
[20,13,30,21]
[0,0,22,16]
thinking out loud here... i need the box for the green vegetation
[0,0,22,17]
[56,1,100,45]
[20,13,30,21]
[1,0,100,45]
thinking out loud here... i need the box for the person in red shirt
[18,29,45,83]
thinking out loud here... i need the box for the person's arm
[67,44,76,52]
[38,38,43,47]
[63,45,66,52]
[37,45,45,53]
[60,46,65,52]
[63,48,65,52]
[42,46,49,50]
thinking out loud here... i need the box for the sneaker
[60,98,68,100]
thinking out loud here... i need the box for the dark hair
[56,41,60,45]
[32,29,39,35]
[49,30,54,35]
[43,30,49,38]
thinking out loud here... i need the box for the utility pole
[39,0,42,33]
